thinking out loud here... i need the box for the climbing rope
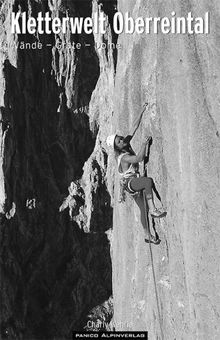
[143,191,164,340]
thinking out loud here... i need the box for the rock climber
[106,103,166,220]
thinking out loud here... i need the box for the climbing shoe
[150,208,167,218]
[145,235,161,245]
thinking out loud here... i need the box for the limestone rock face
[105,1,220,339]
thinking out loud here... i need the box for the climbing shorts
[123,173,140,195]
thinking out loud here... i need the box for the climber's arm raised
[122,137,151,164]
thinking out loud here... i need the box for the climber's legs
[130,177,166,218]
[130,176,153,195]
[130,176,154,207]
[135,193,155,239]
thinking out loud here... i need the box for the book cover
[0,0,219,339]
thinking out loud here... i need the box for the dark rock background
[0,1,114,339]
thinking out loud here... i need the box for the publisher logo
[72,331,148,339]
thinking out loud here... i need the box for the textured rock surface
[104,1,220,339]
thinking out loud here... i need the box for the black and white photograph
[0,0,219,339]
